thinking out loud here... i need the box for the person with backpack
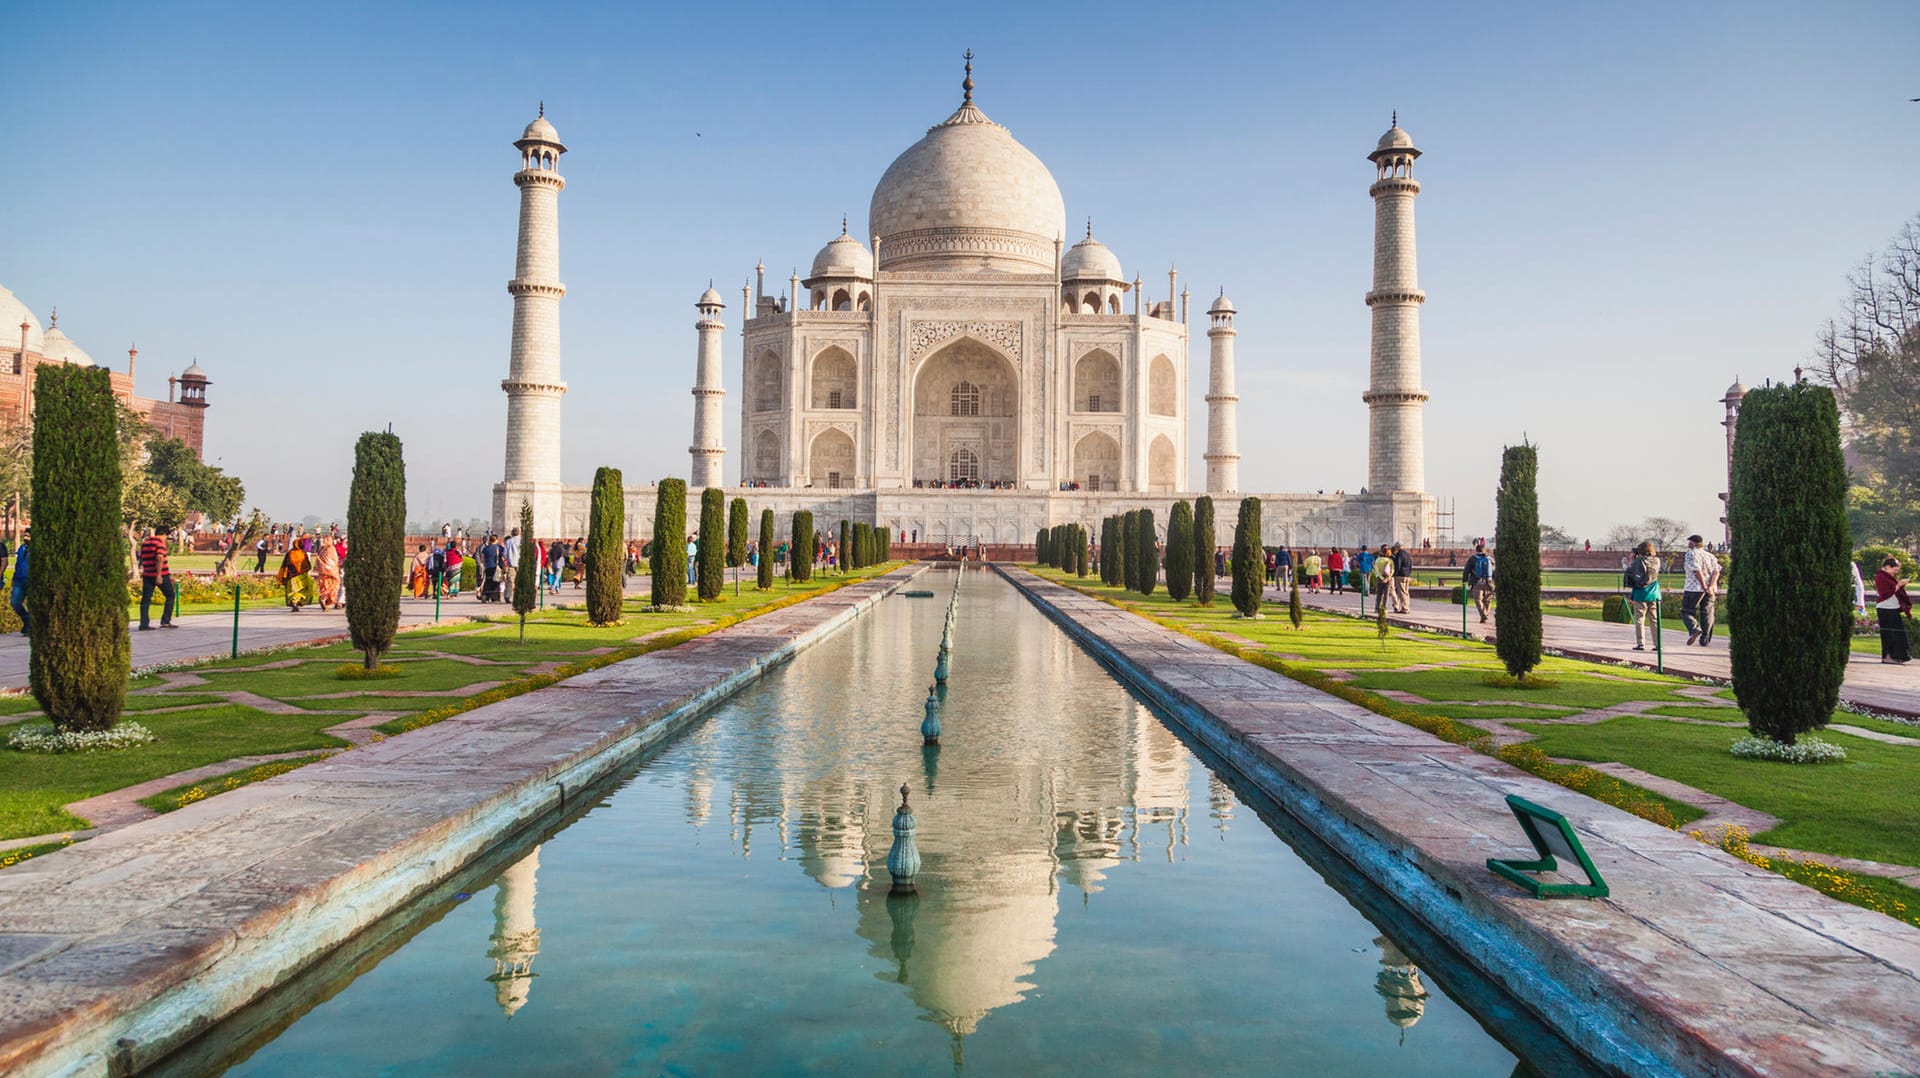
[1391,542,1415,613]
[1681,534,1718,646]
[1873,555,1912,664]
[1464,541,1495,623]
[1624,541,1663,651]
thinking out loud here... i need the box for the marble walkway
[0,564,922,1077]
[1002,566,1920,1077]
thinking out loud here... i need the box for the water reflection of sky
[223,569,1533,1076]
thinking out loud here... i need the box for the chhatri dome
[809,221,875,280]
[1209,290,1236,315]
[38,311,95,368]
[0,286,45,354]
[868,52,1066,274]
[1060,224,1124,282]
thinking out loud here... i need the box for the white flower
[1729,735,1846,764]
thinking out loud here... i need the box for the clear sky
[5,1,1916,539]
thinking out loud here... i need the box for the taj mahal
[492,59,1434,548]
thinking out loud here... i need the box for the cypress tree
[1059,525,1070,569]
[1193,495,1217,606]
[345,431,406,669]
[649,478,687,607]
[757,508,775,590]
[1493,444,1542,679]
[513,500,538,641]
[1120,511,1138,590]
[879,527,891,562]
[28,365,127,731]
[727,497,749,568]
[1074,524,1090,577]
[792,511,815,582]
[1230,497,1262,618]
[1729,383,1851,744]
[1134,508,1158,596]
[697,486,724,600]
[1036,526,1051,567]
[1165,500,1194,601]
[1115,514,1132,588]
[587,467,627,623]
[853,522,868,570]
[1098,518,1114,583]
[1289,578,1305,630]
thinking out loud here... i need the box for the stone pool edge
[0,564,926,1078]
[997,565,1920,1078]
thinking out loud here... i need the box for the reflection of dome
[810,228,875,280]
[1060,231,1123,283]
[0,286,45,354]
[1373,935,1430,1039]
[38,323,95,367]
[869,70,1066,273]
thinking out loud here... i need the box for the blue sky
[5,1,1916,538]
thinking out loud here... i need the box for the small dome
[1377,125,1414,152]
[521,114,560,144]
[181,361,208,379]
[38,325,95,368]
[0,286,44,355]
[808,230,874,280]
[696,286,725,308]
[1209,291,1235,314]
[1724,378,1747,399]
[1061,232,1122,282]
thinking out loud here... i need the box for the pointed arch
[1073,349,1120,413]
[810,346,856,409]
[808,427,855,489]
[1148,354,1177,416]
[1148,434,1177,493]
[1071,430,1121,492]
[752,350,783,412]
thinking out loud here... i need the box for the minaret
[501,106,568,532]
[1204,290,1240,492]
[1363,113,1429,493]
[690,285,727,488]
[1718,377,1746,546]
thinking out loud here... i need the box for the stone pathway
[1004,567,1920,1076]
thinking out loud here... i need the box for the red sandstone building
[1,284,211,455]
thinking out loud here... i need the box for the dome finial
[841,214,848,236]
[1085,217,1093,240]
[961,49,974,106]
[1391,109,1397,128]
[538,100,544,119]
[48,306,56,329]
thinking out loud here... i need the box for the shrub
[792,511,815,583]
[728,498,749,568]
[29,365,128,732]
[460,558,477,592]
[1728,383,1850,745]
[1494,443,1542,679]
[512,501,538,640]
[1449,585,1465,605]
[1730,735,1847,764]
[697,487,724,600]
[1193,496,1216,606]
[1288,578,1304,629]
[345,431,406,669]
[587,467,627,622]
[1601,594,1629,623]
[9,721,154,753]
[1134,508,1157,595]
[1230,497,1262,617]
[650,478,687,607]
[1165,501,1194,601]
[757,508,775,590]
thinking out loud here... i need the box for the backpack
[1624,560,1647,588]
[428,550,446,574]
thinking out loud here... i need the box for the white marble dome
[0,285,44,355]
[38,324,94,367]
[868,99,1066,274]
[696,286,725,308]
[1061,233,1122,282]
[809,230,874,279]
[520,114,561,145]
[1209,291,1236,314]
[181,360,208,378]
[1376,124,1415,152]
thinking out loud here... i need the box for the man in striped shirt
[138,525,177,630]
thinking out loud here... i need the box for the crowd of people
[911,478,1016,490]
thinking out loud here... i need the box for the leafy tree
[1165,501,1193,600]
[214,508,268,577]
[1134,508,1158,595]
[144,436,244,522]
[29,366,128,732]
[757,508,775,590]
[587,467,627,622]
[1193,496,1216,606]
[697,487,725,600]
[650,478,687,607]
[1230,497,1262,618]
[513,501,538,641]
[791,510,815,582]
[345,432,406,669]
[1538,523,1577,549]
[1495,443,1543,679]
[1728,383,1851,744]
[727,497,748,568]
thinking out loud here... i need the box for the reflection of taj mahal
[492,59,1434,548]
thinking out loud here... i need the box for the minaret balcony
[1364,289,1425,307]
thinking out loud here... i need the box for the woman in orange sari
[313,535,343,610]
[276,539,314,612]
[409,544,432,598]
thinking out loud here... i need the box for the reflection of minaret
[1373,935,1430,1043]
[487,847,543,1017]
[1207,774,1235,841]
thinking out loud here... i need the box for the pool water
[190,567,1587,1076]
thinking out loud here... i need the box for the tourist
[441,522,452,540]
[1354,545,1374,592]
[546,538,566,592]
[1852,559,1868,616]
[254,536,270,573]
[1391,542,1414,613]
[1624,541,1662,651]
[1304,549,1322,593]
[1873,556,1912,664]
[137,525,179,630]
[1370,543,1395,615]
[1680,535,1716,646]
[8,530,27,635]
[685,532,699,586]
[410,544,432,598]
[277,539,314,612]
[444,539,464,598]
[572,537,587,590]
[1464,541,1494,624]
[1328,547,1346,594]
[478,534,503,603]
[503,528,520,596]
[312,531,342,611]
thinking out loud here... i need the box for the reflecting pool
[186,567,1589,1076]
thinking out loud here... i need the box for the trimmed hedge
[697,487,725,600]
[1493,443,1542,678]
[345,431,406,667]
[1193,495,1216,606]
[650,478,687,607]
[588,467,627,622]
[1165,501,1193,601]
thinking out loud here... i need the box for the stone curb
[0,566,924,1077]
[998,566,1920,1078]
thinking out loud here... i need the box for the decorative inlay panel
[907,320,1023,365]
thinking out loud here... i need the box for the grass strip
[139,754,334,814]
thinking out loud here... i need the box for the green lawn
[0,563,904,844]
[1541,601,1883,654]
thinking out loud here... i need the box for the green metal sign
[1486,794,1610,899]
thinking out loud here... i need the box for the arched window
[1082,291,1100,313]
[832,288,851,311]
[1149,355,1177,416]
[856,292,871,311]
[753,351,783,412]
[950,380,980,416]
[948,447,979,483]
